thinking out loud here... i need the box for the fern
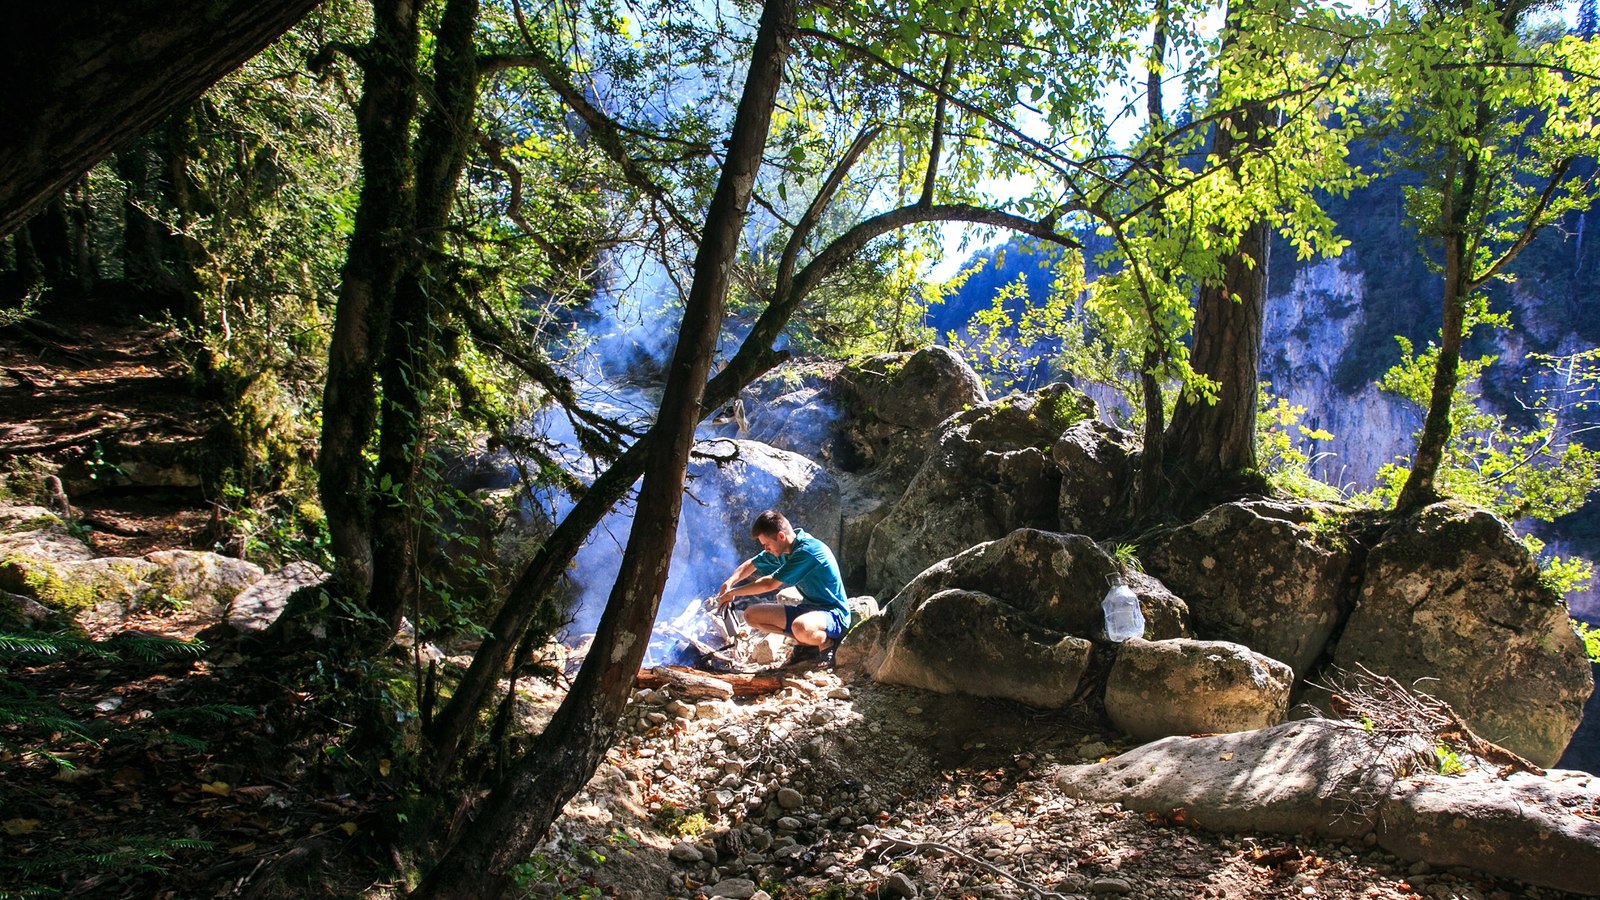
[150,703,256,724]
[103,634,207,662]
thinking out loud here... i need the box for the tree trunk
[1395,263,1467,512]
[1393,3,1509,514]
[413,0,794,893]
[1159,9,1275,508]
[0,0,322,239]
[1161,210,1270,494]
[365,0,482,637]
[317,0,422,603]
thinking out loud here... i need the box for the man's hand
[714,587,735,608]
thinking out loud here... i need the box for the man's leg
[742,602,791,637]
[789,609,842,649]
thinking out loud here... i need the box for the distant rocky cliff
[1260,253,1600,620]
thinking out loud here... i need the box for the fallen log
[636,665,788,699]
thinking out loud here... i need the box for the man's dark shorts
[783,604,848,645]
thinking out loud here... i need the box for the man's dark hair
[751,509,792,538]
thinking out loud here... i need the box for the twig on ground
[876,834,1076,899]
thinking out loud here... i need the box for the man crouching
[714,509,849,664]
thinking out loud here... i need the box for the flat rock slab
[1378,768,1600,897]
[1052,720,1416,838]
[1051,720,1600,895]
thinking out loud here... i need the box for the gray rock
[776,787,804,810]
[1332,502,1592,767]
[1052,719,1426,837]
[850,587,1092,708]
[1141,500,1358,679]
[226,561,326,634]
[1054,419,1140,536]
[1378,769,1600,896]
[1090,876,1134,895]
[142,549,263,619]
[883,871,919,898]
[841,346,986,431]
[669,841,703,863]
[706,878,758,899]
[866,383,1094,597]
[1104,638,1293,741]
[874,528,1189,643]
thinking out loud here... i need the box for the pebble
[1091,876,1134,894]
[883,871,918,898]
[776,787,804,809]
[706,878,757,899]
[669,841,702,863]
[776,816,802,832]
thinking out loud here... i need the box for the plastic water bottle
[1102,580,1145,642]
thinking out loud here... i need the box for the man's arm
[715,558,783,606]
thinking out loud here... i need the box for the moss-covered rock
[1332,501,1593,768]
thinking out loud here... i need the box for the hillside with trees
[4,1,1600,897]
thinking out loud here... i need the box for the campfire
[651,596,805,672]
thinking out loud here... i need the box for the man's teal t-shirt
[751,529,849,616]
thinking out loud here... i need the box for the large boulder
[866,383,1095,597]
[1332,502,1593,768]
[837,346,986,432]
[1141,500,1359,680]
[838,529,1188,706]
[725,350,987,590]
[847,587,1093,708]
[1054,419,1140,536]
[1377,768,1600,897]
[223,561,327,634]
[0,542,262,632]
[730,347,985,480]
[1104,638,1295,741]
[884,528,1187,641]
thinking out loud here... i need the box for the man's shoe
[787,641,835,668]
[787,643,820,665]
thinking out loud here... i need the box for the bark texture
[0,0,322,238]
[413,0,796,893]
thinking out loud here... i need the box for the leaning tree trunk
[412,1,795,894]
[1396,199,1475,513]
[0,0,322,239]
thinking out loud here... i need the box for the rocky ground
[524,663,1590,900]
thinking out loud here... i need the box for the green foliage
[1107,542,1143,575]
[1522,534,1596,598]
[0,834,215,897]
[1257,387,1342,501]
[649,801,709,839]
[1432,744,1465,776]
[944,250,1088,394]
[0,631,220,765]
[1365,312,1600,524]
[1574,620,1600,665]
